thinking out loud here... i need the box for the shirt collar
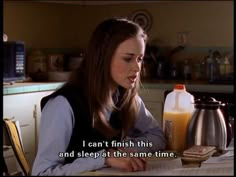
[112,88,120,105]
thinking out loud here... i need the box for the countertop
[3,82,63,95]
[3,80,234,95]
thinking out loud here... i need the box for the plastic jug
[163,84,195,153]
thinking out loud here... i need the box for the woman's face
[110,35,145,91]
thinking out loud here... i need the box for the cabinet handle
[33,104,38,152]
[33,104,37,118]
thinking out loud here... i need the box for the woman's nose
[133,61,141,72]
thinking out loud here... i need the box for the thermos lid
[194,96,221,109]
[174,84,186,90]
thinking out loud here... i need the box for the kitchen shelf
[3,81,233,95]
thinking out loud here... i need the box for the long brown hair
[66,18,147,139]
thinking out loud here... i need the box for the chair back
[2,155,9,176]
[3,119,30,176]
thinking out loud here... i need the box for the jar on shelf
[199,59,206,80]
[183,59,191,80]
[47,54,64,72]
[192,60,201,80]
[27,50,47,81]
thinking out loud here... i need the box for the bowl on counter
[48,71,71,82]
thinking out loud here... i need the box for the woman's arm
[31,96,106,176]
[127,95,166,152]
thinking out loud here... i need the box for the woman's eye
[123,58,132,62]
[137,57,143,63]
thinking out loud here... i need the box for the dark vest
[41,85,122,163]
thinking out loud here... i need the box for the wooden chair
[3,119,30,176]
[2,155,9,176]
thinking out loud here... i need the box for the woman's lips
[128,75,137,83]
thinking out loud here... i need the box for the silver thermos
[187,97,227,151]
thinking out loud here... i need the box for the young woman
[32,17,166,175]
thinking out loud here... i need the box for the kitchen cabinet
[3,90,53,175]
[139,88,165,127]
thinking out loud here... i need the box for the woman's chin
[121,83,135,89]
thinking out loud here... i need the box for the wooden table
[75,140,234,176]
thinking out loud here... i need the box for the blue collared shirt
[32,94,166,175]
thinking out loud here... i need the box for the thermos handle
[220,102,233,147]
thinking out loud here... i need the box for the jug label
[165,120,173,145]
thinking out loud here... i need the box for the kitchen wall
[4,1,234,81]
[4,1,233,49]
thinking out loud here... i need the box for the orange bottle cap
[174,84,186,90]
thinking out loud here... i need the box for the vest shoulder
[41,85,85,110]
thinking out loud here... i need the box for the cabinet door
[143,102,163,127]
[3,90,53,173]
[139,88,165,127]
[139,88,165,102]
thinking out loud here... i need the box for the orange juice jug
[163,84,195,153]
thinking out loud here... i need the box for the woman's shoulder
[135,94,143,104]
[40,84,79,111]
[43,95,70,110]
[134,94,144,110]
